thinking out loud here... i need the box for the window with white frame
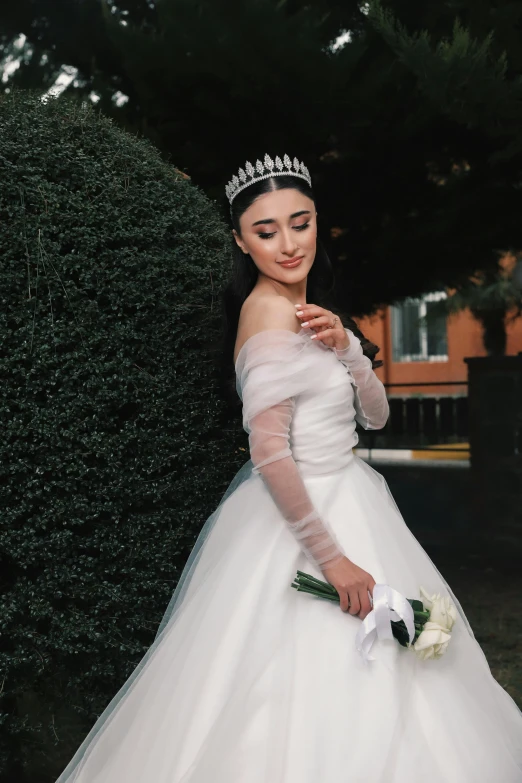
[391,292,448,362]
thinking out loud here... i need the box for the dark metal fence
[356,381,469,452]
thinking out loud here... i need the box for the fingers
[298,315,333,332]
[294,303,320,316]
[301,315,331,329]
[339,590,350,613]
[335,569,377,619]
[358,588,372,620]
[348,591,360,616]
[346,580,375,620]
[295,306,330,329]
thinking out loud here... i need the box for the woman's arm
[249,397,345,570]
[334,329,389,430]
[237,298,345,571]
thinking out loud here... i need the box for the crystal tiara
[225,153,312,204]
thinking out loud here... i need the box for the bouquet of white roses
[412,586,458,660]
[291,571,457,660]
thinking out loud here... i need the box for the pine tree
[2,1,522,314]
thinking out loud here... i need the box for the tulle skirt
[55,456,522,782]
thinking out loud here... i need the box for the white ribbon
[355,584,415,662]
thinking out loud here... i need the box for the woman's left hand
[294,303,350,351]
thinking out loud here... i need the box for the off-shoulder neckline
[234,327,309,370]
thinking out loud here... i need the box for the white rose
[413,621,452,660]
[419,586,457,631]
[419,585,438,609]
[428,595,457,631]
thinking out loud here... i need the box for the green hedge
[0,90,245,781]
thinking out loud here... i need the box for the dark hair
[218,174,382,410]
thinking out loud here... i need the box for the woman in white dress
[55,155,522,782]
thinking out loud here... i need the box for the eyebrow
[252,210,311,227]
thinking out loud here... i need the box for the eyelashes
[258,223,310,240]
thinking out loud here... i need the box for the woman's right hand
[322,556,376,620]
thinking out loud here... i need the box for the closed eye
[258,222,310,240]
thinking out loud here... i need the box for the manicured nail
[294,303,301,307]
[295,310,304,316]
[310,334,317,340]
[301,321,309,327]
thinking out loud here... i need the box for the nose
[278,227,299,257]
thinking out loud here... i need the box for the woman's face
[233,188,317,282]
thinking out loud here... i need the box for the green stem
[295,576,332,595]
[295,571,338,595]
[292,584,339,602]
[292,581,334,597]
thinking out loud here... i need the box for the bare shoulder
[234,294,300,364]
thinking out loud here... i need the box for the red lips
[278,256,303,264]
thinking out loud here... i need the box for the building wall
[357,307,522,397]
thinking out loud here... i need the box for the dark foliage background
[0,90,243,780]
[1,0,522,314]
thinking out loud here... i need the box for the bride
[55,155,522,782]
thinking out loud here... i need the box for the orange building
[353,257,522,458]
[358,299,522,398]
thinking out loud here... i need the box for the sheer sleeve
[236,329,345,571]
[333,328,389,430]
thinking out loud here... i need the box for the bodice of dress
[288,336,359,476]
[235,326,389,571]
[235,326,387,477]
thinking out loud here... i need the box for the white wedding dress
[56,326,522,783]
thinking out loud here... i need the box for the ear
[232,228,249,255]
